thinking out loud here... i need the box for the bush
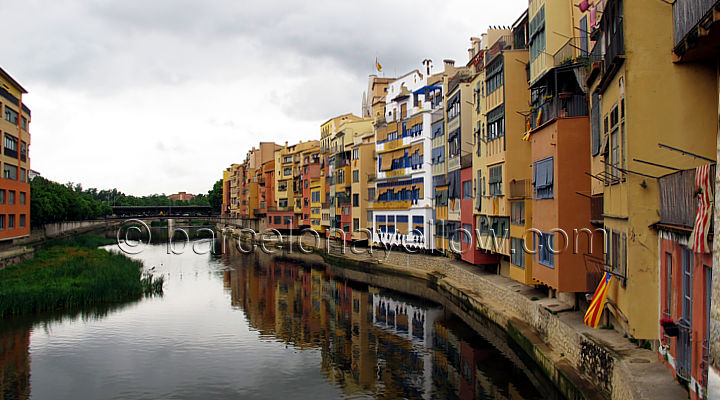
[0,245,163,318]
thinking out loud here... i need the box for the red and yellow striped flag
[689,164,713,253]
[584,272,613,328]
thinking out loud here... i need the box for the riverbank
[0,235,163,318]
[219,228,687,400]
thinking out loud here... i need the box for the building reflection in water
[222,249,545,399]
[0,327,30,400]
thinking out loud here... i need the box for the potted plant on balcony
[660,318,679,337]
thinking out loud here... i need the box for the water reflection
[223,250,547,399]
[0,242,552,399]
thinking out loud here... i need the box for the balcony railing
[485,34,513,65]
[529,94,589,130]
[658,165,716,228]
[553,37,588,67]
[673,0,718,46]
[509,179,531,199]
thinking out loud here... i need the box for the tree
[208,179,223,215]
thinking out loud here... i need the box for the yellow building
[586,0,717,339]
[270,140,320,230]
[320,114,362,233]
[473,23,534,284]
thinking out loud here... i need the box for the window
[283,156,292,163]
[0,214,4,229]
[0,190,4,204]
[490,217,510,238]
[4,107,18,124]
[311,191,320,203]
[431,146,445,164]
[278,183,287,191]
[435,189,448,207]
[337,170,344,185]
[21,117,27,131]
[352,148,359,160]
[432,121,444,138]
[20,168,25,182]
[19,214,24,228]
[537,232,554,267]
[485,61,504,95]
[353,218,359,231]
[462,180,472,200]
[462,224,472,243]
[283,216,293,225]
[353,170,359,183]
[20,142,26,162]
[529,5,546,62]
[8,214,14,229]
[448,129,460,158]
[303,198,308,207]
[8,191,14,205]
[533,157,554,199]
[283,167,291,176]
[511,202,525,225]
[4,134,17,158]
[447,93,460,121]
[19,192,25,205]
[487,105,505,140]
[278,198,288,208]
[608,102,625,183]
[353,193,359,207]
[489,165,502,196]
[511,237,525,268]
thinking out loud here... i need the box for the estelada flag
[584,272,612,328]
[376,58,382,72]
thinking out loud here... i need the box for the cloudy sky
[1,0,527,196]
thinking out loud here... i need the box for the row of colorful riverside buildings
[221,1,720,397]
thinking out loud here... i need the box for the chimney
[285,141,288,147]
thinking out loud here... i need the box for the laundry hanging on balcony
[689,163,714,253]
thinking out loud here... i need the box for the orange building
[167,192,195,202]
[0,67,31,240]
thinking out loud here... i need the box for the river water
[0,240,559,399]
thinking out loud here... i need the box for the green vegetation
[208,179,223,214]
[0,235,163,318]
[30,177,113,227]
[31,176,224,227]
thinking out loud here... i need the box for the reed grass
[0,238,163,318]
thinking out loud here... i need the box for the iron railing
[530,94,589,130]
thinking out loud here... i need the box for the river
[0,240,561,399]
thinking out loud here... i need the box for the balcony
[485,34,513,65]
[553,37,588,67]
[658,165,716,229]
[673,0,720,61]
[529,94,589,130]
[509,179,531,200]
[674,0,718,45]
